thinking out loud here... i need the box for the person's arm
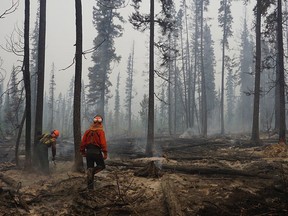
[80,130,89,156]
[98,130,107,159]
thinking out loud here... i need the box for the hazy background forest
[2,1,288,214]
[0,0,285,146]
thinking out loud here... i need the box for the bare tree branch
[154,69,169,82]
[59,57,76,71]
[83,39,106,56]
[0,57,7,82]
[60,39,106,71]
[0,0,19,19]
[0,26,24,57]
[154,92,168,105]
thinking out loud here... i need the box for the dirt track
[1,135,288,215]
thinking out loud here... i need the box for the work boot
[87,168,94,190]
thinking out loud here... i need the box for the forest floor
[1,133,288,216]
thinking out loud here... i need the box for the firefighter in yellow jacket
[36,130,60,174]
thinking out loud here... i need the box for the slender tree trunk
[15,109,26,167]
[168,34,172,135]
[251,0,261,144]
[274,57,280,131]
[24,0,32,168]
[146,0,155,156]
[220,0,227,135]
[277,0,286,143]
[200,0,207,136]
[184,0,192,128]
[49,64,55,131]
[286,2,288,53]
[128,42,135,135]
[34,0,46,158]
[192,3,199,130]
[173,44,177,135]
[180,28,188,128]
[100,10,113,120]
[74,0,84,171]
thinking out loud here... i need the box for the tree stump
[134,161,163,178]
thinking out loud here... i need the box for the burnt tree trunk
[73,0,84,171]
[251,0,262,144]
[146,0,155,157]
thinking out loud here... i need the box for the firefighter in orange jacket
[80,115,107,189]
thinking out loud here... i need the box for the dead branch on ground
[161,176,184,216]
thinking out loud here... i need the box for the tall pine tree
[87,0,124,119]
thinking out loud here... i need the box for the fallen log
[166,155,261,162]
[165,142,230,152]
[161,176,184,216]
[0,162,16,170]
[106,160,271,179]
[162,164,270,178]
[0,172,19,188]
[0,172,30,212]
[106,160,137,168]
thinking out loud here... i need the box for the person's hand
[103,152,108,160]
[81,152,87,157]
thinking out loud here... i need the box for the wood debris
[134,161,163,178]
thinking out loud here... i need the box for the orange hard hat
[51,129,60,138]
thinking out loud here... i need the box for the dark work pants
[86,144,105,189]
[86,144,105,171]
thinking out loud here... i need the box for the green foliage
[3,66,24,135]
[114,72,120,130]
[48,63,56,130]
[139,94,149,127]
[203,24,216,114]
[125,50,134,108]
[225,56,237,124]
[129,0,176,34]
[86,0,124,115]
[218,0,233,48]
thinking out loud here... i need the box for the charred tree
[74,0,84,172]
[23,0,32,168]
[34,0,46,158]
[218,0,233,135]
[130,0,174,156]
[251,0,262,144]
[146,0,155,156]
[200,0,207,136]
[276,0,286,143]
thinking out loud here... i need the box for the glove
[103,152,108,160]
[81,151,87,157]
[52,156,55,161]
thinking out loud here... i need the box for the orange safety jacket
[80,123,107,155]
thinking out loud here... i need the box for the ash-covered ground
[1,133,288,216]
